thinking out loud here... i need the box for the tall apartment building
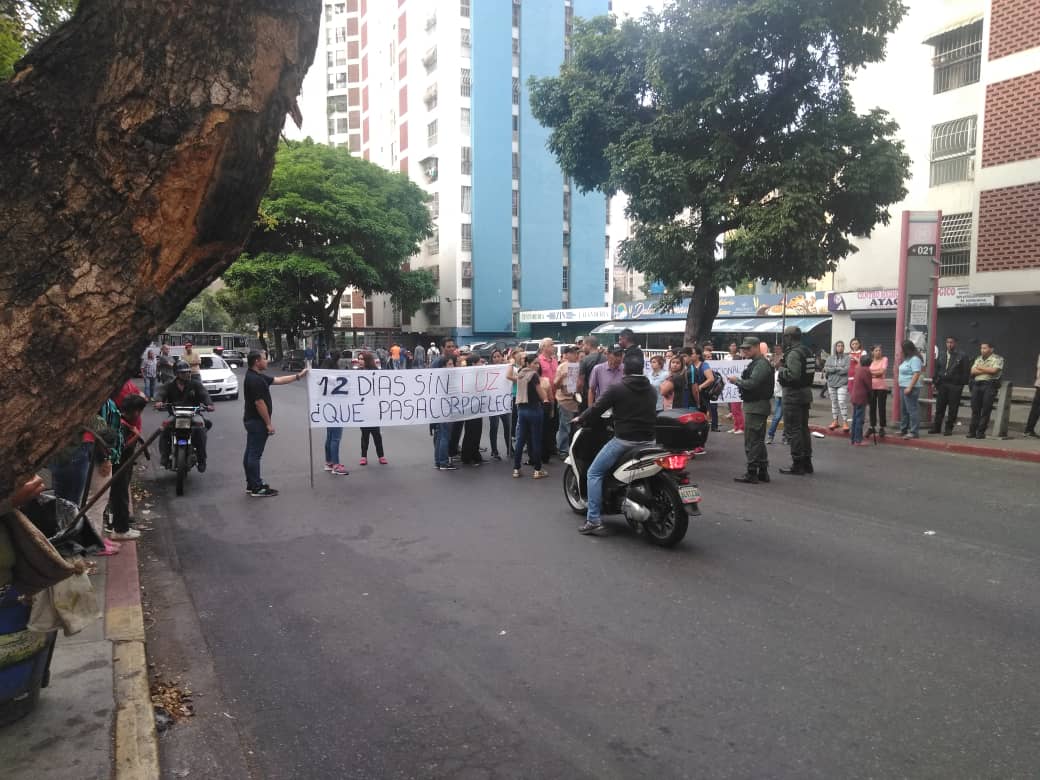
[832,0,1040,385]
[318,0,611,339]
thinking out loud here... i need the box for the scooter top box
[655,409,708,450]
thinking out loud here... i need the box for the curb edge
[105,542,159,780]
[809,425,1040,464]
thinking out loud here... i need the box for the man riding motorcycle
[573,352,657,536]
[155,361,214,472]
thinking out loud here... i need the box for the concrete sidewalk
[0,542,158,779]
[805,393,1040,464]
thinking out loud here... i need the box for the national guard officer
[727,336,774,483]
[777,326,816,475]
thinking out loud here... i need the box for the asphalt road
[141,372,1040,779]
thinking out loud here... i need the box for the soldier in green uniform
[777,325,817,475]
[727,336,775,483]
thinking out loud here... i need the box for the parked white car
[198,355,239,401]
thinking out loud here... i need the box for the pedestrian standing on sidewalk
[320,352,349,476]
[646,355,668,411]
[849,354,872,446]
[1024,353,1040,439]
[729,337,774,483]
[868,345,890,439]
[766,344,785,445]
[823,342,851,431]
[778,326,816,475]
[513,355,549,479]
[898,340,924,439]
[243,350,308,497]
[141,350,158,400]
[109,394,148,540]
[967,342,1003,440]
[702,341,720,431]
[724,341,745,434]
[846,338,865,397]
[929,336,970,436]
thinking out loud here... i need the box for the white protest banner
[708,359,750,405]
[306,366,513,428]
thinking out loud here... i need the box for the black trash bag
[20,491,103,556]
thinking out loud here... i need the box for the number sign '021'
[305,366,514,428]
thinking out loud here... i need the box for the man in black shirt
[576,336,606,411]
[156,361,214,471]
[243,350,308,497]
[574,352,657,536]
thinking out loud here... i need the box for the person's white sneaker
[109,528,141,541]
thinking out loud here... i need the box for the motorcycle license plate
[678,485,701,504]
[175,418,192,429]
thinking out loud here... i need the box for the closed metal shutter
[854,318,898,385]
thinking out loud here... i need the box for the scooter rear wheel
[643,475,688,547]
[562,468,587,514]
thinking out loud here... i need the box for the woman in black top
[512,356,549,479]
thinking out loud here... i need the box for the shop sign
[827,286,995,312]
[613,291,827,320]
[518,307,611,323]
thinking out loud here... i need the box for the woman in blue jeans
[321,352,348,475]
[512,356,549,479]
[898,339,924,438]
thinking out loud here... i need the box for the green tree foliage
[1,0,77,48]
[170,290,233,334]
[530,0,910,344]
[0,17,23,80]
[236,139,435,341]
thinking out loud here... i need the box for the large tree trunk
[683,279,721,348]
[0,0,319,499]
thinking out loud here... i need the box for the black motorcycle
[563,409,707,547]
[160,404,210,495]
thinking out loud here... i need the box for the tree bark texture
[0,0,319,499]
[683,281,720,348]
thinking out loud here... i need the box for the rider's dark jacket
[581,374,656,441]
[158,378,212,407]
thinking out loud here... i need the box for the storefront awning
[592,316,830,336]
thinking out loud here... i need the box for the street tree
[0,0,319,499]
[242,139,436,346]
[170,290,234,334]
[530,0,910,345]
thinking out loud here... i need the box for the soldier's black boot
[734,472,759,484]
[779,461,805,475]
[802,458,814,474]
[757,467,770,483]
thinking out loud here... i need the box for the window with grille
[512,113,519,141]
[512,264,520,290]
[512,77,520,105]
[427,120,438,146]
[427,231,439,255]
[461,107,471,133]
[565,4,573,37]
[328,96,349,113]
[428,303,440,326]
[512,2,520,27]
[931,21,982,95]
[460,28,470,57]
[930,116,976,187]
[460,0,470,18]
[461,261,473,287]
[940,212,972,276]
[605,197,611,224]
[461,299,472,326]
[563,191,571,220]
[604,267,610,293]
[512,37,520,68]
[512,227,520,254]
[512,152,519,180]
[430,192,439,219]
[430,265,440,284]
[460,69,471,97]
[461,146,472,174]
[461,186,472,214]
[512,190,519,217]
[563,231,570,247]
[461,223,472,251]
[562,266,569,291]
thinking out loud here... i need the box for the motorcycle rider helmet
[174,360,191,376]
[622,353,644,375]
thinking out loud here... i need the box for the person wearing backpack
[777,325,817,475]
